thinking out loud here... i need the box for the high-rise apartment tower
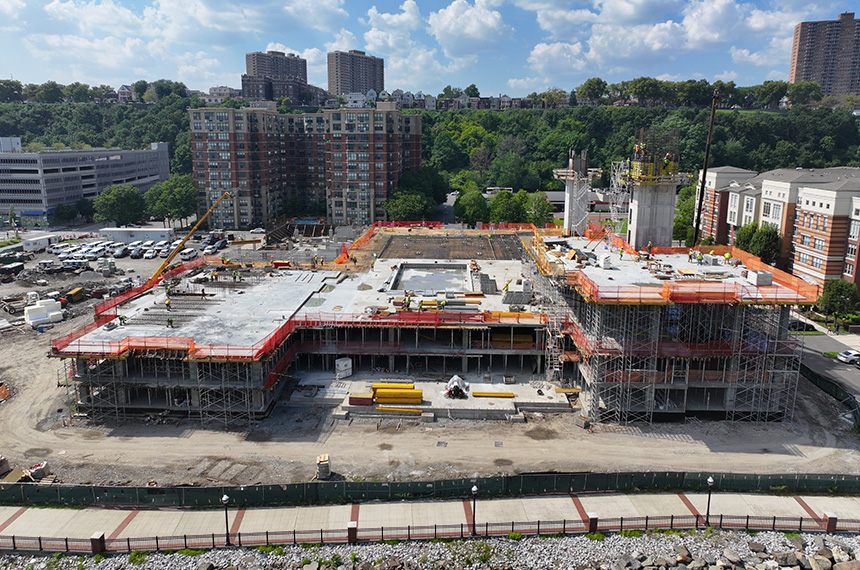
[327,50,384,96]
[789,12,860,97]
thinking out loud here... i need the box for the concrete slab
[683,493,808,518]
[627,493,691,517]
[578,494,642,518]
[799,495,860,520]
[2,507,129,539]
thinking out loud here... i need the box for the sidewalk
[2,491,859,552]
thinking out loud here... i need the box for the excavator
[146,191,232,286]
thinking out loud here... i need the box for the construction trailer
[528,228,818,424]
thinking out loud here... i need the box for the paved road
[0,491,857,550]
[801,332,860,405]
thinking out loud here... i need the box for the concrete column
[90,532,105,554]
[347,521,358,544]
[824,512,837,533]
[587,513,598,533]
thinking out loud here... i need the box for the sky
[0,0,856,98]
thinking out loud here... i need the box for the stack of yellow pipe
[371,382,414,391]
[374,388,423,404]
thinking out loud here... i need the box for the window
[811,257,823,269]
[772,203,782,219]
[800,234,810,246]
[848,244,857,260]
[744,199,753,213]
[822,217,827,231]
[846,263,855,276]
[729,194,738,208]
[762,201,771,217]
[814,238,825,251]
[850,221,859,240]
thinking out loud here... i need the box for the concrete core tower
[626,128,681,249]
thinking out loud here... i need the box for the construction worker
[619,249,624,260]
[697,252,703,265]
[201,288,206,299]
[167,318,174,328]
[440,300,447,310]
[165,299,171,311]
[724,252,731,265]
[118,315,127,326]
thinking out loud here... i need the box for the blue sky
[0,0,856,97]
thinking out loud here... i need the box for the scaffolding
[607,161,630,238]
[553,150,590,236]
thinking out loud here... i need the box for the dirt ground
[1,251,859,487]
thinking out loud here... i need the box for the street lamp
[221,494,231,546]
[705,476,714,526]
[471,485,478,536]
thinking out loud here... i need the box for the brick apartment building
[241,50,327,105]
[696,166,757,243]
[789,12,860,97]
[189,102,421,229]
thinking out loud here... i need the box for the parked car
[130,247,145,259]
[179,248,198,261]
[837,350,860,364]
[203,245,218,255]
[128,241,144,249]
[113,245,129,258]
[143,248,159,259]
[214,239,227,250]
[249,227,265,234]
[154,241,169,249]
[159,247,174,258]
[141,240,155,249]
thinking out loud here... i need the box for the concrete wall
[628,183,676,249]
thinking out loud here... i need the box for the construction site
[49,219,818,427]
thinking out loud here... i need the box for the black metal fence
[1,471,857,509]
[0,514,851,555]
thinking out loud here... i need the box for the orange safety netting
[477,223,538,231]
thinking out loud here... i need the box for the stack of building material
[316,455,331,480]
[24,299,63,328]
[348,391,374,406]
[374,388,423,405]
[335,357,353,378]
[371,382,414,391]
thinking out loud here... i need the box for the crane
[146,191,232,286]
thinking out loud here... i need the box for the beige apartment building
[327,50,384,97]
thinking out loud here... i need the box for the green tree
[142,89,158,103]
[383,192,432,221]
[75,198,94,221]
[673,185,696,242]
[37,81,64,103]
[489,189,526,223]
[787,81,822,106]
[22,83,40,102]
[146,174,197,225]
[748,223,781,264]
[90,84,115,102]
[63,82,92,102]
[0,80,23,103]
[464,84,480,97]
[93,185,147,226]
[430,130,467,171]
[734,221,758,252]
[629,76,664,106]
[540,87,567,108]
[527,191,555,226]
[568,89,577,107]
[132,80,148,101]
[454,184,489,226]
[438,85,463,99]
[818,279,860,315]
[51,203,78,225]
[755,80,788,108]
[577,78,608,105]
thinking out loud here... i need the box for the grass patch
[381,538,401,545]
[783,531,801,539]
[431,537,454,543]
[585,532,605,541]
[177,548,207,556]
[300,542,320,549]
[507,531,523,541]
[254,544,286,556]
[619,529,643,537]
[128,551,148,566]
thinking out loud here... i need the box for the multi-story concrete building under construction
[0,138,169,226]
[189,102,421,229]
[52,220,815,426]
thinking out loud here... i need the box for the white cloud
[766,69,788,80]
[507,76,541,91]
[681,0,748,48]
[714,70,739,81]
[362,0,423,56]
[596,0,684,25]
[527,42,587,79]
[0,0,25,17]
[24,34,147,69]
[386,46,458,91]
[586,20,682,67]
[325,28,358,52]
[428,0,513,59]
[283,0,348,32]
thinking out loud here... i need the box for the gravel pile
[1,529,858,570]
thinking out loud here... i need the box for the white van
[179,248,198,261]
